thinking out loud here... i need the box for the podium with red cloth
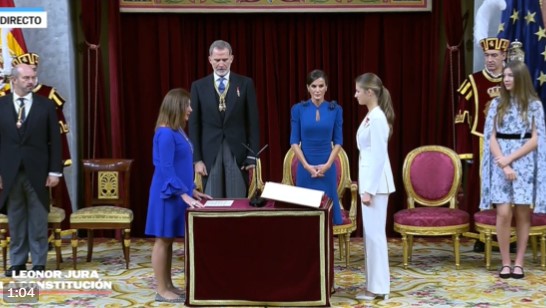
[185,197,333,307]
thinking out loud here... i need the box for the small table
[185,198,333,307]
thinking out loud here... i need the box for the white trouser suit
[356,106,395,295]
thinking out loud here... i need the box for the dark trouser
[7,171,48,266]
[204,141,248,198]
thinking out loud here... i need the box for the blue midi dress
[290,100,343,225]
[145,127,195,237]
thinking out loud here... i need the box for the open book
[260,181,324,209]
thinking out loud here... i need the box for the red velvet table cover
[185,197,333,306]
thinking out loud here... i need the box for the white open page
[205,200,234,207]
[261,182,324,209]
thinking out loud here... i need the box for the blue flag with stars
[498,0,546,106]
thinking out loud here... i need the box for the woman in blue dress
[145,88,211,302]
[481,61,546,279]
[290,69,343,225]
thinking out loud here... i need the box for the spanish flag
[0,0,28,72]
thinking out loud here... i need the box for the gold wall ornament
[98,171,119,199]
[508,40,525,62]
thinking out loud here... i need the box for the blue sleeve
[156,130,191,198]
[290,103,301,145]
[333,105,343,146]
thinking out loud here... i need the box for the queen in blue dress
[290,69,343,225]
[145,88,211,303]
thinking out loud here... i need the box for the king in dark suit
[0,63,62,276]
[189,40,260,198]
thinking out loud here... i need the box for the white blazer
[356,106,395,195]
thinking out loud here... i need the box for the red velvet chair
[394,145,469,269]
[471,209,546,269]
[281,146,358,267]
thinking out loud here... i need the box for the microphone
[241,143,268,207]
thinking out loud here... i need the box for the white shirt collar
[214,72,230,83]
[13,92,33,103]
[13,93,33,111]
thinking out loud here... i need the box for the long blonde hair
[497,61,538,127]
[155,88,191,130]
[355,73,395,138]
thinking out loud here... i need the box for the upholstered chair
[470,209,546,269]
[70,159,134,269]
[281,146,358,267]
[393,145,469,269]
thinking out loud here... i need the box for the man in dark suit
[189,40,260,198]
[0,63,62,276]
[1,52,73,230]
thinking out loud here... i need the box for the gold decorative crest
[98,171,119,199]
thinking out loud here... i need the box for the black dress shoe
[5,265,26,277]
[31,265,45,272]
[511,265,525,279]
[498,265,511,279]
[473,241,485,253]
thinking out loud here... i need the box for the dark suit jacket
[0,93,62,212]
[189,72,260,171]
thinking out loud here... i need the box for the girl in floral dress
[480,61,546,279]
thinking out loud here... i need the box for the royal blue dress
[290,100,343,225]
[145,127,195,238]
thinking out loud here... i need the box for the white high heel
[356,291,389,301]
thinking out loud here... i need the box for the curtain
[117,11,445,237]
[442,0,466,150]
[81,0,109,159]
[108,0,124,158]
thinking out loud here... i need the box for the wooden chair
[393,145,470,269]
[0,186,67,270]
[194,158,265,198]
[70,159,134,269]
[281,146,358,267]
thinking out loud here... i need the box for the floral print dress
[480,98,546,213]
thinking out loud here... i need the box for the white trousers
[361,194,390,294]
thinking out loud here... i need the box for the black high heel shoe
[498,265,511,279]
[511,266,525,279]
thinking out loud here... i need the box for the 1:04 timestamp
[3,283,39,303]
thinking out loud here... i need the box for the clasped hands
[494,156,517,181]
[307,164,329,178]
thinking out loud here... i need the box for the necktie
[18,98,26,122]
[218,77,226,94]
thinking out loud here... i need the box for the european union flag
[498,0,546,105]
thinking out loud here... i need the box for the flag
[0,0,28,75]
[497,0,546,105]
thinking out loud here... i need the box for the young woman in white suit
[354,73,395,301]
